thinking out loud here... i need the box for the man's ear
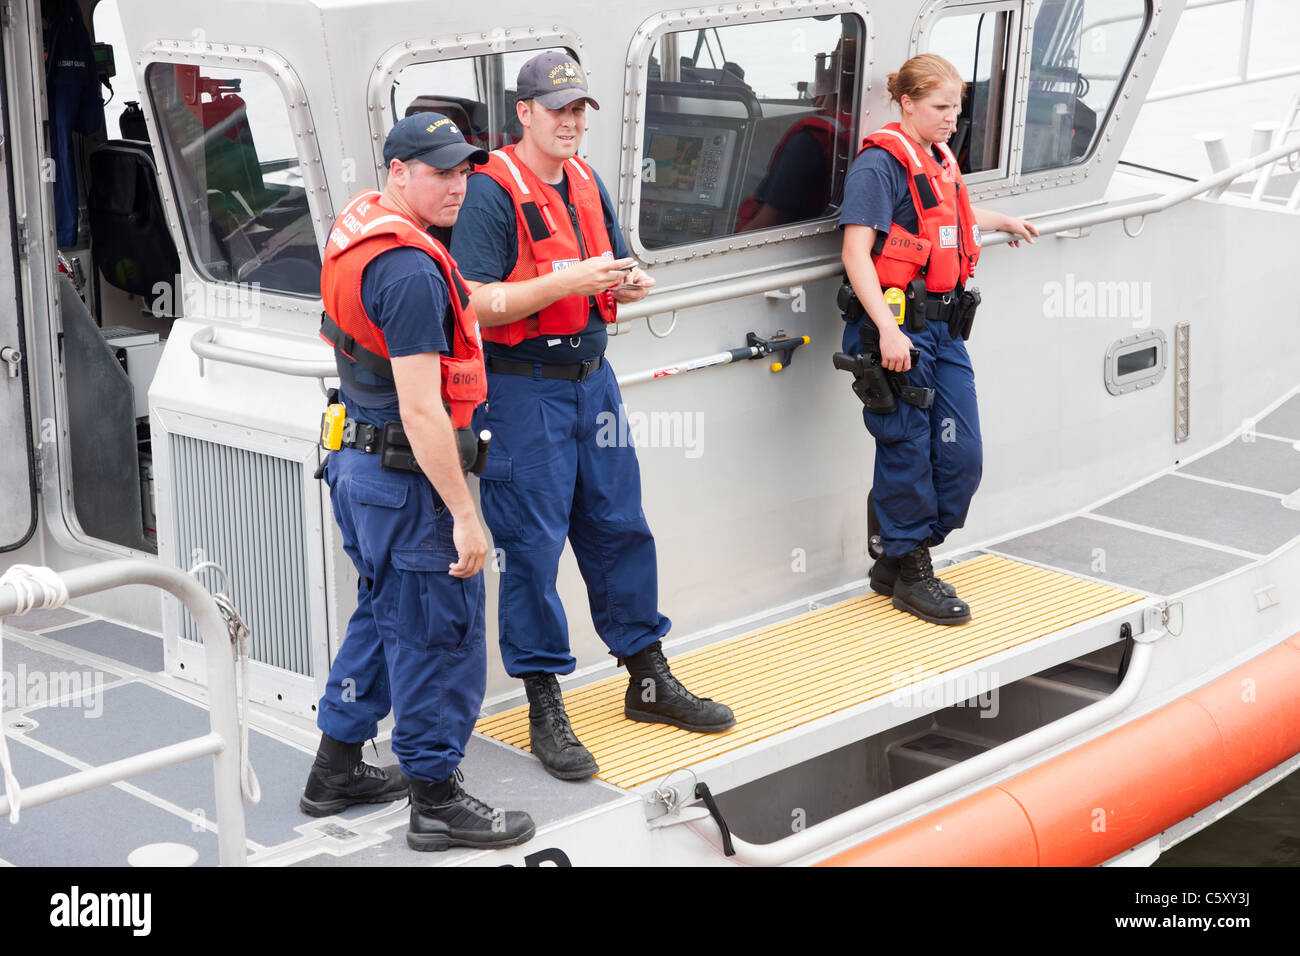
[516,98,532,128]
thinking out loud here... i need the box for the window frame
[620,3,873,265]
[916,0,1021,187]
[365,28,589,180]
[915,0,1154,198]
[140,40,333,304]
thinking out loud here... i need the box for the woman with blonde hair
[840,53,1036,624]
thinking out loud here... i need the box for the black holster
[949,286,981,340]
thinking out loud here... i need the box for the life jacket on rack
[735,112,852,230]
[473,145,617,347]
[858,122,981,293]
[319,190,486,429]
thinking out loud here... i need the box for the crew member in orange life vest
[737,38,856,232]
[840,54,1037,625]
[451,52,736,783]
[307,113,533,852]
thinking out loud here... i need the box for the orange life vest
[736,112,852,230]
[473,146,617,346]
[858,122,981,293]
[319,190,486,429]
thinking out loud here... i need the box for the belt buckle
[940,292,955,305]
[576,357,598,382]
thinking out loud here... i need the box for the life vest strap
[320,311,394,381]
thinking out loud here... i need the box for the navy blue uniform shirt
[839,145,920,236]
[451,167,629,365]
[339,246,452,427]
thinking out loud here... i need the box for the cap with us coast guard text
[383,112,490,169]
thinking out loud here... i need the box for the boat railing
[188,132,1300,383]
[0,561,248,866]
[683,636,1160,866]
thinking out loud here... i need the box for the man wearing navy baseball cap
[307,112,534,852]
[452,54,736,784]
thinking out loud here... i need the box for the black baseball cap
[383,112,489,169]
[516,51,601,110]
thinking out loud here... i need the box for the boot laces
[648,646,703,705]
[533,675,582,746]
[449,768,497,818]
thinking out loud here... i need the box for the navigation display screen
[649,133,705,192]
[642,122,736,208]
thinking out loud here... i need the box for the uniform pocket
[862,399,929,446]
[389,546,482,653]
[349,475,408,509]
[475,453,522,542]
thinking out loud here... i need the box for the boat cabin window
[144,63,322,297]
[926,3,1017,177]
[1022,0,1148,173]
[635,14,865,251]
[390,46,578,152]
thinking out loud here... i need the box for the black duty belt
[923,293,960,325]
[487,355,603,382]
[341,419,421,474]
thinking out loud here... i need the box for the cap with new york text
[516,51,601,110]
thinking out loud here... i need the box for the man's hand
[562,256,635,297]
[612,265,654,304]
[448,511,489,578]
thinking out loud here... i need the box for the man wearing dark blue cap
[452,53,735,783]
[306,112,534,851]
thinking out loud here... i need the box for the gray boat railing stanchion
[682,638,1160,866]
[0,560,249,866]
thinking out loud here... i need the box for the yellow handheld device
[320,403,346,450]
[883,287,906,325]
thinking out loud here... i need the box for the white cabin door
[0,31,39,553]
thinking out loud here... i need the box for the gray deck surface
[992,515,1251,595]
[0,739,221,866]
[1259,394,1300,441]
[3,607,87,631]
[291,733,626,866]
[1093,474,1300,554]
[42,619,165,672]
[1177,435,1300,495]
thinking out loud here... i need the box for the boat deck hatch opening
[476,555,1143,789]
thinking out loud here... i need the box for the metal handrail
[979,134,1300,245]
[0,560,248,866]
[191,326,336,380]
[192,135,1300,383]
[685,640,1156,866]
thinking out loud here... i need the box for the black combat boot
[407,770,535,852]
[891,544,971,625]
[523,672,599,780]
[623,642,736,732]
[870,554,956,597]
[299,732,409,816]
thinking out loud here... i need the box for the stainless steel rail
[190,134,1300,384]
[0,560,248,866]
[685,640,1156,866]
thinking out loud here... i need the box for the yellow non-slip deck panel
[476,554,1143,789]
